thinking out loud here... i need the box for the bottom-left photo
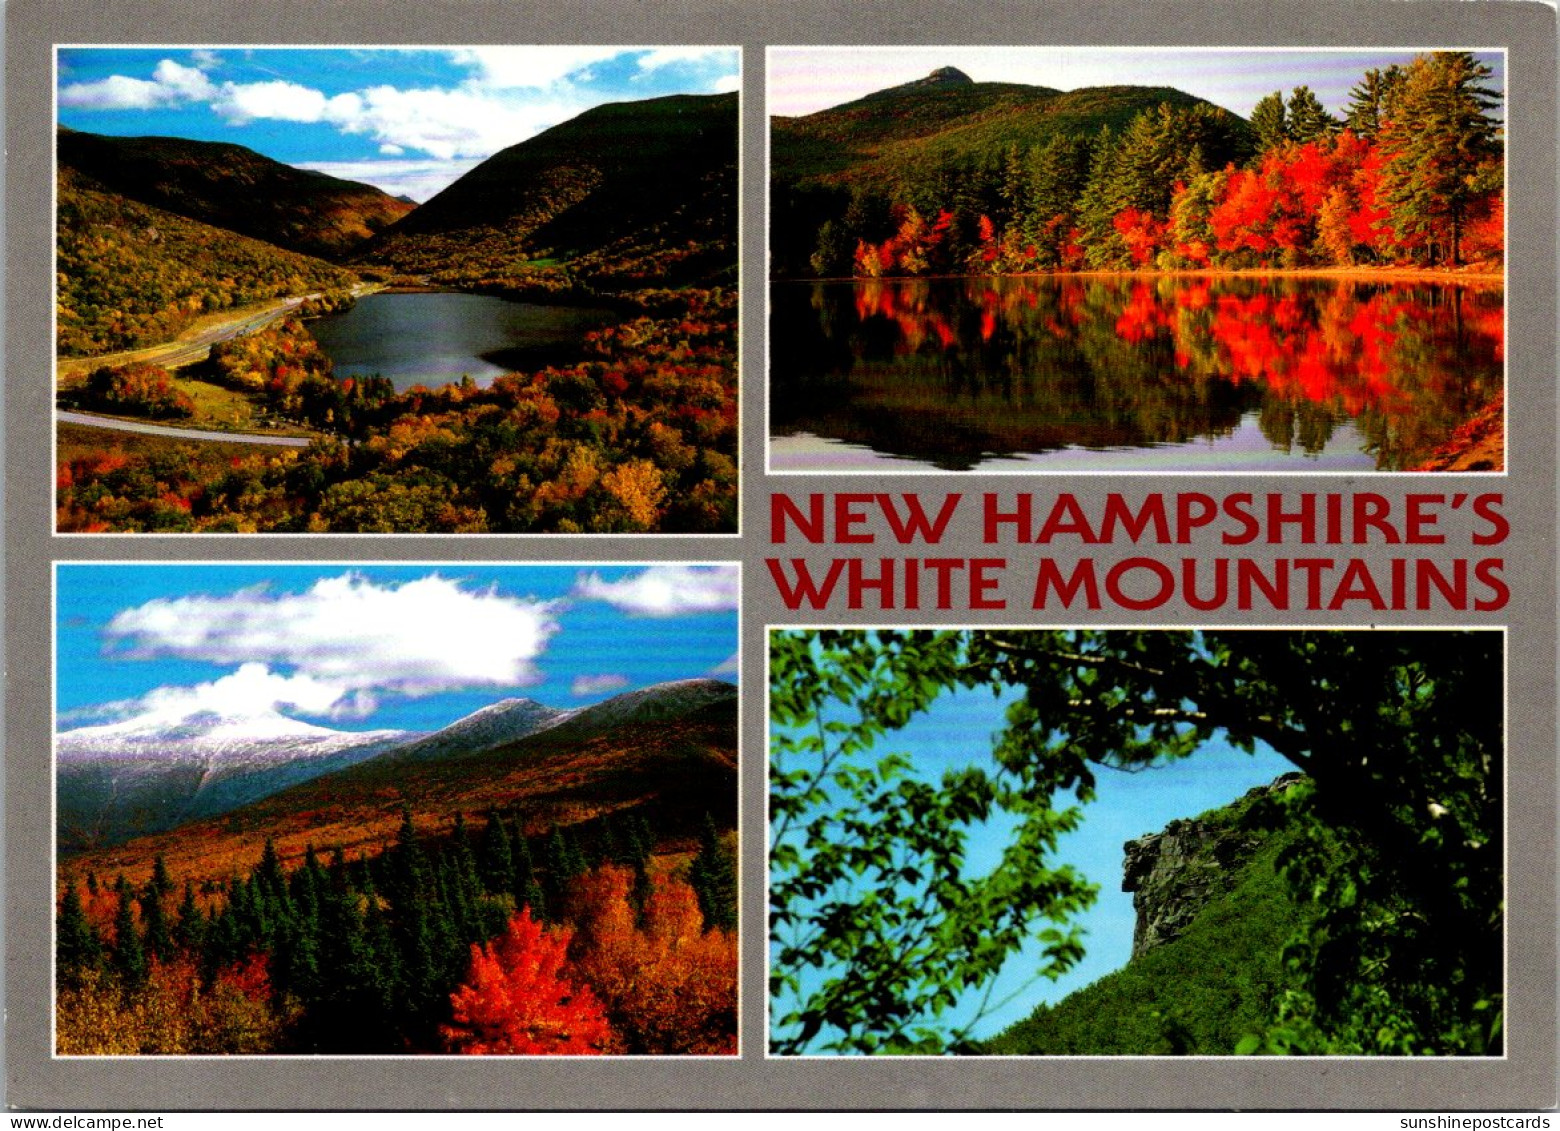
[52,562,739,1057]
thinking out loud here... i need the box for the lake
[769,275,1504,473]
[309,291,617,392]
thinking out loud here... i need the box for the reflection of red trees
[846,276,1503,418]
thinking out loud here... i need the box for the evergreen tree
[1286,86,1339,144]
[138,882,173,963]
[478,811,516,896]
[687,813,738,931]
[1379,51,1502,265]
[56,878,102,985]
[110,881,147,989]
[173,880,206,953]
[149,855,173,899]
[1249,91,1290,153]
[1345,66,1406,138]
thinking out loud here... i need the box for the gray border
[7,0,1556,1111]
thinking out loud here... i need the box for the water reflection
[769,276,1503,472]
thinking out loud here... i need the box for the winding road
[57,411,312,447]
[57,292,326,445]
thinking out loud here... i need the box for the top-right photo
[768,47,1505,474]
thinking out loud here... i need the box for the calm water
[769,276,1504,472]
[309,291,616,391]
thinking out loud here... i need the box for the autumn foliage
[567,866,739,1055]
[442,908,615,1055]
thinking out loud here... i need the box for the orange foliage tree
[567,865,738,1055]
[442,908,616,1055]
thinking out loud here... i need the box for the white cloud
[133,662,365,723]
[59,73,182,111]
[378,143,404,156]
[106,573,562,713]
[449,46,628,90]
[571,673,630,697]
[571,565,738,617]
[634,47,738,77]
[190,49,223,71]
[296,156,481,202]
[709,652,739,676]
[211,80,361,126]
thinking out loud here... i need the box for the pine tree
[687,814,737,931]
[173,880,206,953]
[57,878,102,985]
[138,882,173,962]
[1346,66,1406,138]
[110,881,147,989]
[149,855,173,898]
[478,811,516,896]
[1249,91,1290,153]
[1287,86,1339,144]
[1379,51,1502,264]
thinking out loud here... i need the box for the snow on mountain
[543,678,737,741]
[56,711,418,852]
[380,698,577,763]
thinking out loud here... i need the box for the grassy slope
[982,793,1308,1056]
[58,127,414,260]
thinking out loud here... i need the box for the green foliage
[687,812,737,931]
[77,363,195,420]
[985,821,1306,1054]
[769,630,1502,1056]
[769,630,1097,1054]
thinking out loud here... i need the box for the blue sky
[57,47,741,200]
[57,564,739,736]
[769,652,1293,1045]
[768,47,1505,121]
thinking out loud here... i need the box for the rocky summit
[1122,773,1304,958]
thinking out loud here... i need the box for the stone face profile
[1122,774,1305,958]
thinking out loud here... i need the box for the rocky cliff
[1122,773,1304,958]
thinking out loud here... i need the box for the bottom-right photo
[767,628,1503,1058]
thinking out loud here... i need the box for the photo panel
[768,627,1504,1057]
[53,562,740,1056]
[54,45,740,534]
[766,47,1506,475]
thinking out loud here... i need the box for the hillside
[360,92,737,291]
[982,777,1310,1055]
[770,68,1252,277]
[56,166,357,356]
[58,126,414,260]
[57,681,738,888]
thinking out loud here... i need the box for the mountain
[982,776,1308,1055]
[56,166,357,357]
[56,679,738,885]
[379,697,576,763]
[57,126,414,260]
[772,70,1227,188]
[769,68,1252,276]
[56,712,414,854]
[361,92,737,288]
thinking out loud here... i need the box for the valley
[56,78,738,533]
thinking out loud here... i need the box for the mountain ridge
[57,126,414,260]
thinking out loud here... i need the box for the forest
[57,808,737,1055]
[775,52,1503,279]
[769,629,1502,1055]
[56,298,736,533]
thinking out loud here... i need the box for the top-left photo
[54,46,739,535]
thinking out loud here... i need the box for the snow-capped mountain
[379,698,578,763]
[543,678,737,741]
[57,711,416,852]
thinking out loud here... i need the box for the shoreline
[781,266,1504,285]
